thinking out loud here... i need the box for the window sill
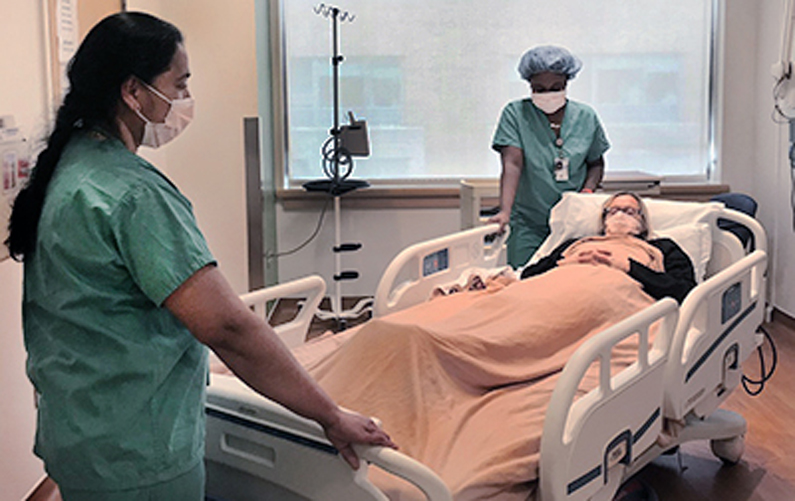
[277,186,461,210]
[276,182,730,210]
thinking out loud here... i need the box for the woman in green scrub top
[5,12,395,500]
[491,45,610,268]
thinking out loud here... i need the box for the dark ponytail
[4,12,182,261]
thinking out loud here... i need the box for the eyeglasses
[530,84,566,93]
[604,206,640,217]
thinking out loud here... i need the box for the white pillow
[525,192,720,281]
[654,223,712,282]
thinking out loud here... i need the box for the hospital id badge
[554,157,570,182]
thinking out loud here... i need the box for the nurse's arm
[489,145,524,229]
[582,155,604,192]
[164,264,397,468]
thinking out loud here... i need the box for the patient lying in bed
[521,191,696,303]
[283,194,697,500]
[215,193,697,500]
[298,265,654,500]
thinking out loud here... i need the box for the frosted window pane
[283,0,713,183]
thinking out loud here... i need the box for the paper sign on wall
[56,0,79,98]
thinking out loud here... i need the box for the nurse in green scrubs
[5,12,394,500]
[491,45,610,268]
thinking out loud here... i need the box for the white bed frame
[205,207,767,501]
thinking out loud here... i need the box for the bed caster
[710,435,744,465]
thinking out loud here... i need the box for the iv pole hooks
[314,4,356,22]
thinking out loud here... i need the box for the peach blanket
[295,263,657,500]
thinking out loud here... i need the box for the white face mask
[133,81,194,148]
[532,90,567,114]
[604,211,643,237]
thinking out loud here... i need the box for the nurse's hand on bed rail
[323,408,398,469]
[487,210,511,232]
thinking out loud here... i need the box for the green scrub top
[23,130,216,491]
[492,98,610,267]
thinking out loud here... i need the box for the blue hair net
[517,45,582,81]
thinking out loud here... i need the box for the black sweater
[520,237,697,304]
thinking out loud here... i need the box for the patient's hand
[560,249,630,272]
[323,408,398,469]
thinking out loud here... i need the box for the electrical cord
[791,140,795,231]
[321,136,354,181]
[772,79,795,230]
[773,77,793,123]
[266,191,333,260]
[742,324,778,396]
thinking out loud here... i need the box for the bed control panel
[721,282,742,324]
[423,248,449,277]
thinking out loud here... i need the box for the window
[279,0,715,186]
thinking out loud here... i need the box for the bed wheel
[710,435,744,465]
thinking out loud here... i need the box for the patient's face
[603,195,643,236]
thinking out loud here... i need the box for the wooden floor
[629,311,795,500]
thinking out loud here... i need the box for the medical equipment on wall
[772,0,795,228]
[0,116,31,195]
[773,0,795,117]
[1,115,32,262]
[303,4,373,329]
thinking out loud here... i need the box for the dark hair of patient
[4,12,182,261]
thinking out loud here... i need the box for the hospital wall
[127,0,257,295]
[722,0,795,318]
[0,0,258,497]
[0,1,51,497]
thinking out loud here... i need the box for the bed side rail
[718,207,767,254]
[539,298,679,501]
[706,208,767,277]
[373,224,506,317]
[240,275,326,349]
[663,250,767,421]
[355,445,453,501]
[206,375,452,501]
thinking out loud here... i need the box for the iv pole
[305,4,371,329]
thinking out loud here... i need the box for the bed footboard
[373,224,506,317]
[664,250,767,421]
[539,298,679,501]
[240,275,326,349]
[206,375,452,501]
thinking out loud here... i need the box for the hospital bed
[205,194,767,501]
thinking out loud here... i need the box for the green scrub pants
[58,461,204,501]
[507,219,550,269]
